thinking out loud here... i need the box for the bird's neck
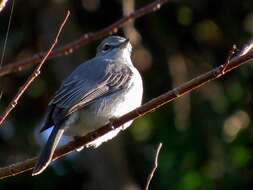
[113,49,133,66]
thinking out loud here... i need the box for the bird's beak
[119,38,130,49]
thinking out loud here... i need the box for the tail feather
[32,126,64,176]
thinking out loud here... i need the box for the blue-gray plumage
[32,36,143,176]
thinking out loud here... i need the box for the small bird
[32,36,143,175]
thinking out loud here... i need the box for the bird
[32,36,143,176]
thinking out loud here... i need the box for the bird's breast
[65,67,143,137]
[113,67,143,118]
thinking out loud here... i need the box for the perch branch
[144,143,163,190]
[0,0,169,77]
[0,40,253,179]
[0,11,70,126]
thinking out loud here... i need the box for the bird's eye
[102,44,111,52]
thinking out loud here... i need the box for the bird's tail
[32,126,64,176]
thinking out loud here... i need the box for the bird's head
[96,36,132,57]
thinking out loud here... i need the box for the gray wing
[50,58,133,118]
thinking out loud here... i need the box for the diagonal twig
[0,11,70,126]
[0,0,15,67]
[0,0,15,105]
[145,143,163,190]
[220,44,237,74]
[0,90,3,101]
[1,38,253,179]
[0,0,169,77]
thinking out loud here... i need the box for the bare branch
[144,143,163,190]
[220,44,237,74]
[241,39,253,56]
[0,0,169,77]
[0,39,253,179]
[0,11,70,126]
[0,0,15,67]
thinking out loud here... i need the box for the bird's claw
[109,117,118,130]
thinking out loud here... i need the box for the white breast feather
[86,67,143,148]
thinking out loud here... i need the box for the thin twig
[0,11,70,126]
[0,0,15,67]
[0,0,169,77]
[0,38,253,179]
[144,143,163,190]
[0,0,14,103]
[240,38,253,56]
[221,44,237,74]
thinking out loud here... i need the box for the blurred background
[1,0,253,189]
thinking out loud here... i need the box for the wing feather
[50,59,133,118]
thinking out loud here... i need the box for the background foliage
[1,0,253,189]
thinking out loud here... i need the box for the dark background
[1,0,253,189]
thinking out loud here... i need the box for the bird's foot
[109,117,118,130]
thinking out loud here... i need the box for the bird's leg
[108,117,118,130]
[109,117,127,131]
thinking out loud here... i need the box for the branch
[0,0,169,77]
[0,40,253,179]
[0,0,15,67]
[0,11,70,126]
[144,143,163,190]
